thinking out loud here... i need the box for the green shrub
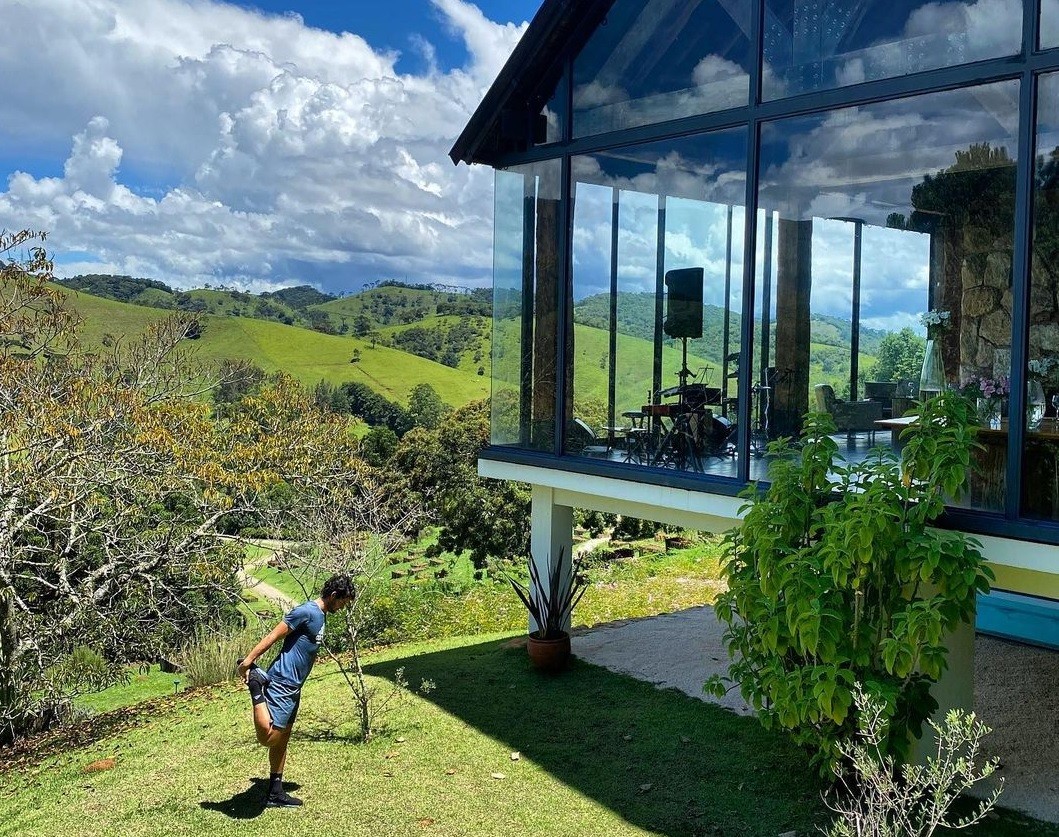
[353,579,521,647]
[710,394,992,772]
[47,646,116,694]
[825,685,1002,835]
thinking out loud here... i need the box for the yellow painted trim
[987,564,1059,600]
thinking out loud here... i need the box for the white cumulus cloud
[0,0,532,291]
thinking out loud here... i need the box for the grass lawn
[74,665,186,715]
[8,538,1053,836]
[2,636,1052,837]
[0,635,822,836]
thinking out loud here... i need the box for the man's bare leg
[252,701,276,746]
[265,728,299,807]
[268,729,290,774]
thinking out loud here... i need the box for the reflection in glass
[1044,0,1059,49]
[537,83,564,146]
[572,0,752,138]
[569,130,747,477]
[490,161,562,451]
[763,0,1023,101]
[1024,73,1059,519]
[754,81,1019,508]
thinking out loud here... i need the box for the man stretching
[238,574,355,808]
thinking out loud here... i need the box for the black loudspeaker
[663,268,704,339]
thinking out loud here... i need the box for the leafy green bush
[354,579,523,647]
[710,393,992,772]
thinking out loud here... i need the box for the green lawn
[0,636,819,837]
[2,635,1050,837]
[74,665,186,715]
[8,539,1053,836]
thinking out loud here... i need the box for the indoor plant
[507,548,587,672]
[960,374,1009,428]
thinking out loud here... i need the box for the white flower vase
[919,338,946,401]
[1027,378,1046,430]
[977,397,1002,429]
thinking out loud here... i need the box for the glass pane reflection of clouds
[568,131,747,476]
[756,81,1019,509]
[762,0,1024,100]
[572,0,753,138]
[1043,0,1059,48]
[758,81,1018,333]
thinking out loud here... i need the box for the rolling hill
[59,288,489,407]
[57,274,883,423]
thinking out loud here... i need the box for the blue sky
[231,1,541,73]
[0,0,544,293]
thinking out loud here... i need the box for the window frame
[481,0,1059,545]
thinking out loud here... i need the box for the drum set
[625,374,730,471]
[624,375,771,471]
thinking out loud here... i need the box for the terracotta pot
[526,632,571,673]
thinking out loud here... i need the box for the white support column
[528,484,574,635]
[912,593,976,765]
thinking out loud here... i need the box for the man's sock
[269,772,284,797]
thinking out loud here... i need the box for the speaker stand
[677,337,692,389]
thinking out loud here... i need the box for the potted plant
[507,548,587,673]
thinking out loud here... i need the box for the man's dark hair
[321,574,355,600]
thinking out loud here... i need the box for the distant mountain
[574,291,887,360]
[59,274,176,305]
[57,286,490,409]
[54,275,493,396]
[57,275,885,412]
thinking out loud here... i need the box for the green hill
[57,274,883,416]
[376,314,490,375]
[60,289,488,407]
[310,284,490,334]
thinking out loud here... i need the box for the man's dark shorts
[263,679,301,730]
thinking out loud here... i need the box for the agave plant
[507,548,588,640]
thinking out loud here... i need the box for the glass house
[451,0,1059,648]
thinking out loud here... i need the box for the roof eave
[449,0,608,167]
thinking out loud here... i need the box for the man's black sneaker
[265,791,303,808]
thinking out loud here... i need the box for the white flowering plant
[1028,357,1056,380]
[920,309,951,338]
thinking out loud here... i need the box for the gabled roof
[448,0,613,166]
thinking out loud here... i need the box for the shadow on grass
[361,638,1059,837]
[199,777,302,820]
[0,688,222,774]
[363,637,826,837]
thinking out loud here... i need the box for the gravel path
[573,605,1059,824]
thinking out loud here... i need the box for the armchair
[814,384,883,438]
[863,380,897,418]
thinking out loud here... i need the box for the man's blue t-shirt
[267,601,325,692]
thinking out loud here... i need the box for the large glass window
[1024,72,1059,519]
[754,81,1020,507]
[491,161,562,451]
[569,130,747,478]
[572,0,753,138]
[763,0,1023,101]
[1043,0,1059,49]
